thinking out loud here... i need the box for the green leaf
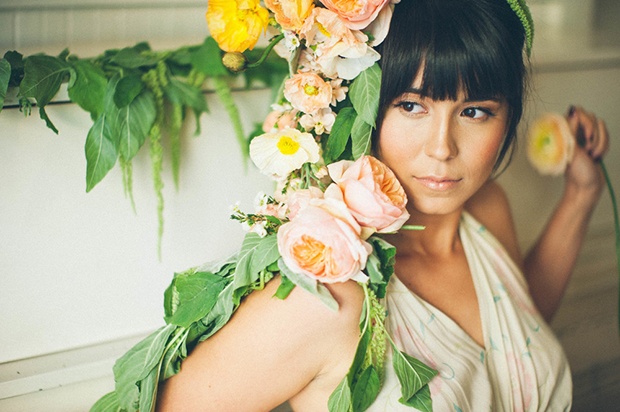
[190,36,228,77]
[391,341,438,402]
[165,77,208,114]
[349,63,381,128]
[274,273,295,300]
[111,47,160,69]
[114,74,145,108]
[350,116,373,160]
[137,366,158,412]
[399,384,432,411]
[367,237,396,299]
[365,253,384,286]
[116,90,157,161]
[278,258,339,311]
[4,51,24,87]
[250,234,281,274]
[198,282,236,341]
[160,330,188,380]
[325,107,357,164]
[347,320,371,386]
[328,376,353,412]
[0,59,11,113]
[113,325,176,411]
[164,271,229,328]
[231,232,263,304]
[68,59,106,120]
[85,112,117,192]
[19,55,72,133]
[89,391,121,412]
[352,366,381,412]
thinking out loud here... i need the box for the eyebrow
[402,87,502,103]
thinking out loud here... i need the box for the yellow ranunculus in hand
[527,113,575,176]
[206,0,269,53]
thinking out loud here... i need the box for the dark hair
[374,0,528,174]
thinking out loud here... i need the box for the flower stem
[601,161,620,339]
[247,34,285,69]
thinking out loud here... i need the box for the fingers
[565,105,610,161]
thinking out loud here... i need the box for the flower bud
[222,52,248,73]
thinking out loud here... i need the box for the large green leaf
[113,74,145,108]
[399,384,433,411]
[231,232,263,304]
[250,234,281,274]
[19,55,72,133]
[391,341,438,402]
[351,116,373,160]
[110,46,160,69]
[68,59,106,120]
[277,258,339,311]
[352,366,381,412]
[3,51,23,87]
[89,391,121,412]
[349,63,381,128]
[137,366,159,412]
[164,271,229,328]
[0,59,10,113]
[116,90,157,161]
[328,376,353,412]
[165,77,209,114]
[113,325,176,411]
[190,36,228,77]
[198,282,236,341]
[367,237,396,299]
[85,112,117,192]
[325,107,357,164]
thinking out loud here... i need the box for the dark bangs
[376,0,527,173]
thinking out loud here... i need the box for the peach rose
[265,0,315,32]
[285,186,325,219]
[262,109,299,132]
[326,155,409,232]
[284,72,332,114]
[277,202,372,283]
[527,113,575,176]
[319,0,390,30]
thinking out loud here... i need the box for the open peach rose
[278,202,372,283]
[284,72,332,114]
[265,0,314,32]
[527,113,575,176]
[326,155,409,232]
[319,0,390,30]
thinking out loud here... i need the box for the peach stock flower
[265,0,315,32]
[250,128,320,177]
[284,72,333,114]
[206,0,269,52]
[327,155,409,232]
[527,113,575,176]
[278,201,372,283]
[319,0,390,30]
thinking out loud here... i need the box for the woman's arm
[155,276,364,412]
[523,106,610,322]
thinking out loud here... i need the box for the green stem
[601,161,620,339]
[246,34,285,69]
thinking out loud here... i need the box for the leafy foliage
[1,37,288,258]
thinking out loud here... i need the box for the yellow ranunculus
[206,0,269,53]
[527,113,575,176]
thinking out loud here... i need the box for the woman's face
[377,73,510,217]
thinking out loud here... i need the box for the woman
[156,0,609,410]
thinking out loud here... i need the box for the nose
[424,115,458,161]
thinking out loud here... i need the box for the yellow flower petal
[206,0,269,53]
[527,113,575,176]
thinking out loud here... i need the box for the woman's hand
[564,105,610,197]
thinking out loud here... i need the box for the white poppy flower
[250,127,320,177]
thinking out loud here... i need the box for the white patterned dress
[368,212,572,412]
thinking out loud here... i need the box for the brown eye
[397,101,424,114]
[462,107,488,119]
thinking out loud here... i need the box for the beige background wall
[1,1,619,411]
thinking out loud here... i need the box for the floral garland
[91,0,542,411]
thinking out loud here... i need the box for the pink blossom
[327,156,409,232]
[285,186,325,219]
[284,72,332,114]
[319,0,390,30]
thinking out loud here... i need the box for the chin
[408,196,466,217]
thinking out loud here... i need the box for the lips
[414,176,462,191]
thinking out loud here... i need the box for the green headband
[506,0,535,56]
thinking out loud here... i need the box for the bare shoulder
[156,276,364,412]
[465,180,522,266]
